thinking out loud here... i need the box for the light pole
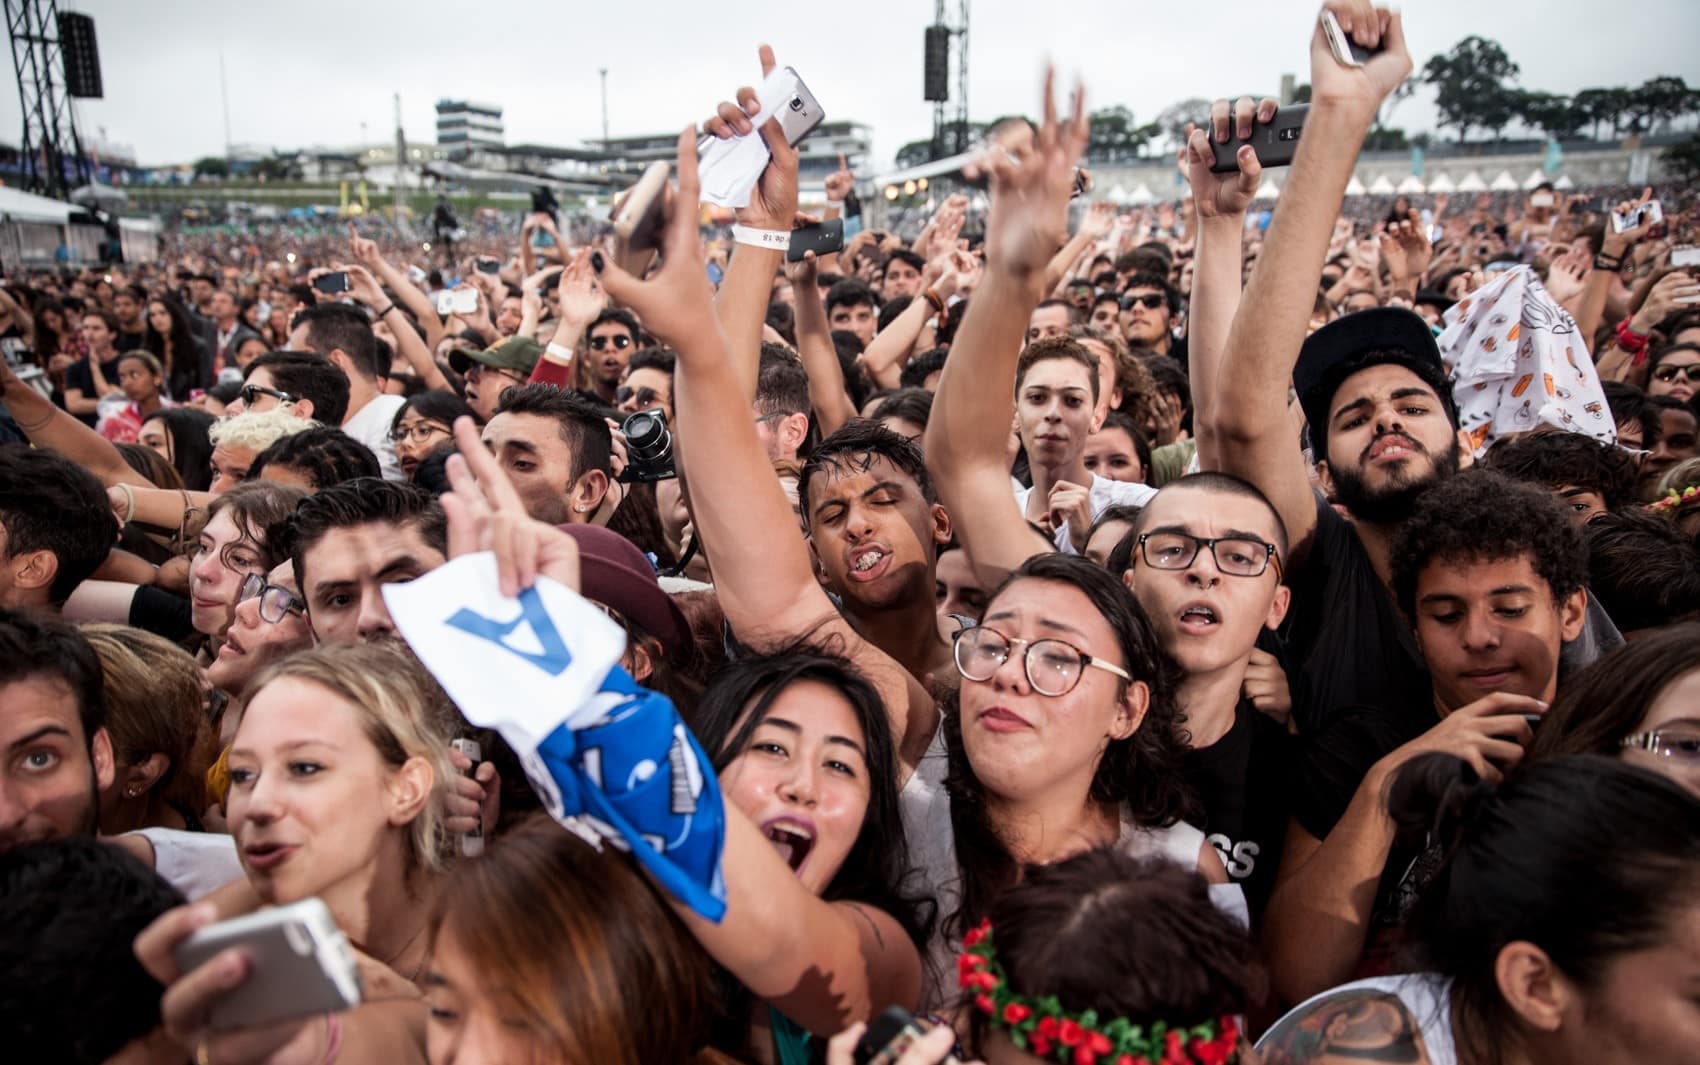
[599,68,610,149]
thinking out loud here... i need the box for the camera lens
[623,409,669,460]
[789,97,804,113]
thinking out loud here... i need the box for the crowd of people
[3,4,1700,1063]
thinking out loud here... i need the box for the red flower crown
[957,918,1242,1065]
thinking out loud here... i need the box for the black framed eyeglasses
[238,572,307,624]
[953,625,1132,697]
[1652,364,1700,384]
[240,383,296,407]
[1120,293,1166,311]
[615,385,662,407]
[590,333,633,351]
[1136,531,1282,579]
[390,421,451,446]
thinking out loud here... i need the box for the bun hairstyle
[1387,753,1700,1065]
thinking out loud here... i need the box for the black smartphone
[787,218,845,263]
[313,271,350,295]
[855,1007,963,1065]
[1209,104,1308,174]
[475,257,501,275]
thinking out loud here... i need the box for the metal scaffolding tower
[6,0,90,200]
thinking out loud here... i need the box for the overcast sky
[7,0,1697,168]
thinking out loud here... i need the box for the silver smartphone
[174,898,362,1031]
[1320,10,1377,67]
[451,737,485,858]
[776,67,825,146]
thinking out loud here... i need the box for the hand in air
[701,44,799,233]
[1181,96,1275,220]
[1308,1,1412,116]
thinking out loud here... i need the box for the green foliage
[192,156,229,179]
[1086,105,1160,162]
[1663,133,1700,185]
[1422,36,1520,142]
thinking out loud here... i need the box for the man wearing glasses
[1118,273,1178,357]
[450,336,543,423]
[584,308,641,407]
[223,351,350,426]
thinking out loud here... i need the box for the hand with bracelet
[702,44,800,249]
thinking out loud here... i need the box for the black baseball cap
[1294,307,1453,458]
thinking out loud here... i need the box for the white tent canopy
[1105,184,1130,205]
[1521,169,1548,190]
[1427,173,1457,193]
[1396,175,1426,194]
[1368,175,1396,195]
[0,186,79,223]
[1253,178,1280,200]
[1456,171,1488,192]
[1554,174,1575,190]
[1489,170,1520,191]
[1345,174,1367,196]
[1128,183,1155,205]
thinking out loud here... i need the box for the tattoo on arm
[1257,988,1432,1064]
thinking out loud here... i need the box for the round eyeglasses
[1136,531,1281,579]
[953,625,1132,697]
[238,572,307,624]
[391,421,451,446]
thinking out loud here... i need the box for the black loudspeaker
[59,13,103,99]
[923,25,949,103]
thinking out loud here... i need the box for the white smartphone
[1320,10,1377,67]
[435,288,480,317]
[612,161,671,277]
[1612,199,1664,233]
[174,898,362,1031]
[1671,245,1700,268]
[451,737,485,858]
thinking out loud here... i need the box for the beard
[1330,431,1461,526]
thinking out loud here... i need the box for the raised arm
[349,224,447,349]
[342,262,451,392]
[704,45,800,401]
[1181,97,1270,468]
[858,252,966,391]
[597,127,932,765]
[0,359,155,488]
[1201,1,1411,555]
[924,70,1088,588]
[1044,201,1114,296]
[787,252,858,436]
[588,131,922,1031]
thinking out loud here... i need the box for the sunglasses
[590,334,633,351]
[1121,293,1166,311]
[616,385,662,407]
[240,383,296,407]
[1652,364,1700,384]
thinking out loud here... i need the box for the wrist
[731,224,790,253]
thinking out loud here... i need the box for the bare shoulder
[1256,985,1437,1065]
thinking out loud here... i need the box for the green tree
[1516,91,1587,141]
[1662,133,1700,185]
[1086,105,1159,162]
[192,156,229,180]
[1625,76,1700,134]
[1422,36,1520,143]
[895,139,936,169]
[1574,86,1633,140]
[1155,97,1212,152]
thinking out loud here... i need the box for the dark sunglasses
[1121,293,1166,311]
[590,334,633,351]
[240,383,296,407]
[616,384,662,407]
[1652,364,1700,384]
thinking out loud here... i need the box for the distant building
[436,100,504,152]
[587,120,872,189]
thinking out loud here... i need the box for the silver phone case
[175,897,362,1031]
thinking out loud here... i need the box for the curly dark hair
[1583,509,1700,633]
[942,553,1191,941]
[899,346,950,391]
[1481,430,1640,514]
[1390,468,1587,618]
[248,426,381,491]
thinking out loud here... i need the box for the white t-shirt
[1014,474,1158,555]
[1261,974,1456,1065]
[128,827,245,900]
[898,721,1245,1009]
[342,392,407,481]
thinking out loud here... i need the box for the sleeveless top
[1259,973,1456,1065]
[768,1007,813,1065]
[898,722,1247,1009]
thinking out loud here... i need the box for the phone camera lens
[789,97,804,113]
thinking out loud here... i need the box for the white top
[342,392,407,481]
[899,721,1245,1009]
[1014,474,1158,555]
[129,827,246,901]
[1261,973,1456,1065]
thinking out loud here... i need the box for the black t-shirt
[62,351,121,427]
[128,586,195,643]
[117,328,146,352]
[1282,495,1433,736]
[1183,698,1293,921]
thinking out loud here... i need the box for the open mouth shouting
[1176,601,1221,636]
[847,544,892,582]
[1364,434,1423,465]
[761,816,815,874]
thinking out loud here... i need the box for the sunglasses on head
[1121,293,1166,311]
[591,334,632,351]
[1652,364,1700,384]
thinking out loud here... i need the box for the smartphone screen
[313,272,350,295]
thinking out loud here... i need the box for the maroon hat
[558,524,691,655]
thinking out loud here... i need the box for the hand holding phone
[312,271,350,295]
[169,898,362,1031]
[1320,9,1381,66]
[788,218,845,263]
[436,288,480,317]
[451,738,485,857]
[844,1008,964,1065]
[1208,104,1307,174]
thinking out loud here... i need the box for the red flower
[1003,1003,1033,1026]
[1073,1046,1098,1065]
[1032,1035,1053,1057]
[1060,1019,1085,1047]
[1087,1032,1112,1055]
[1218,1017,1239,1044]
[1191,1038,1229,1065]
[1037,1017,1061,1040]
[976,994,995,1016]
[963,921,990,948]
[1165,1031,1183,1052]
[968,970,998,992]
[1114,1056,1137,1065]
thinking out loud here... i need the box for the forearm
[93,549,159,586]
[928,266,1044,477]
[61,579,144,624]
[128,486,211,529]
[62,387,103,415]
[1573,268,1614,349]
[3,380,154,486]
[1044,230,1094,295]
[1263,771,1397,1003]
[860,298,932,390]
[714,245,785,400]
[1187,213,1248,452]
[375,262,446,347]
[795,295,856,435]
[381,308,450,391]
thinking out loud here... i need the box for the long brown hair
[428,814,728,1065]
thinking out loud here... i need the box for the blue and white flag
[385,554,727,922]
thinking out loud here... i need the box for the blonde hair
[208,408,318,454]
[1657,456,1700,498]
[244,643,458,874]
[78,624,210,814]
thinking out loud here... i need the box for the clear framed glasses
[238,572,307,624]
[391,421,450,446]
[1621,726,1700,760]
[1137,531,1282,579]
[953,625,1132,697]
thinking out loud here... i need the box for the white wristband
[732,224,790,251]
[544,342,574,365]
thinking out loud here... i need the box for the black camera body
[618,408,676,483]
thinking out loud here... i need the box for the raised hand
[1309,1,1412,117]
[824,153,854,203]
[1541,245,1591,306]
[347,221,382,270]
[441,416,582,598]
[556,249,607,328]
[1079,200,1117,240]
[1181,96,1274,220]
[702,44,798,233]
[336,262,386,309]
[964,67,1090,281]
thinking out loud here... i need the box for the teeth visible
[1181,606,1217,623]
[853,551,885,572]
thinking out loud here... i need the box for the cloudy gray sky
[7,0,1698,167]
